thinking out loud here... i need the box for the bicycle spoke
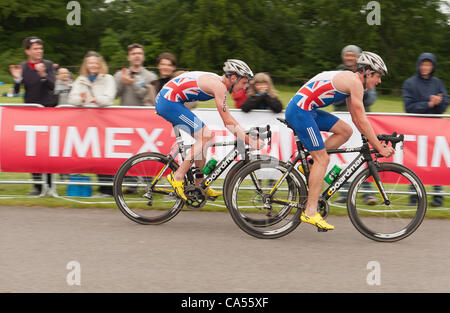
[114,153,184,224]
[348,163,426,242]
[227,160,306,238]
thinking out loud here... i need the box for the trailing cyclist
[155,59,263,201]
[285,51,395,230]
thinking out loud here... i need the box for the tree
[0,0,448,90]
[100,28,127,70]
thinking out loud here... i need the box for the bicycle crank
[184,185,207,210]
[299,198,329,219]
[318,197,330,219]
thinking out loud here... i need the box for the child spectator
[54,67,73,105]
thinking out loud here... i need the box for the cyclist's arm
[346,82,385,152]
[199,75,248,140]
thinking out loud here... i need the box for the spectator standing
[68,51,116,197]
[144,52,177,106]
[402,52,448,207]
[333,45,377,112]
[54,67,73,105]
[9,36,56,195]
[241,72,283,113]
[114,43,157,106]
[68,51,116,107]
[10,36,56,107]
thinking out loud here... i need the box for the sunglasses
[25,38,43,49]
[85,52,101,57]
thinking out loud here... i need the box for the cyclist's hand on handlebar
[378,142,395,158]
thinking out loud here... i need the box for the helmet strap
[363,72,367,90]
[229,75,242,94]
[362,68,376,90]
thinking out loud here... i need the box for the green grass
[0,172,448,218]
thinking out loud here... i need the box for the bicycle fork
[367,161,390,205]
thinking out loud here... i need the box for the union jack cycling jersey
[288,71,349,111]
[159,71,221,103]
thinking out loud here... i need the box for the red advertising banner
[367,115,449,185]
[0,107,449,185]
[0,107,175,175]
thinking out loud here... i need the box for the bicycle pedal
[207,196,217,202]
[317,228,328,232]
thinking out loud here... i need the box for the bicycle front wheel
[227,159,307,239]
[113,152,184,225]
[223,155,279,210]
[347,162,427,242]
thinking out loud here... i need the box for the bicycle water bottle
[324,164,342,184]
[202,158,218,175]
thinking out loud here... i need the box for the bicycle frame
[269,134,390,206]
[161,126,251,191]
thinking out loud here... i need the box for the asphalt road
[1,205,449,293]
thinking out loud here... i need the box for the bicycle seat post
[361,134,368,143]
[173,126,187,160]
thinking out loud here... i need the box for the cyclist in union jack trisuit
[285,51,395,230]
[155,59,263,201]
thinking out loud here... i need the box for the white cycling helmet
[223,59,254,79]
[357,51,388,75]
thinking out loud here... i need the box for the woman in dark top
[241,72,283,113]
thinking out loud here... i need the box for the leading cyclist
[155,59,263,201]
[285,51,395,230]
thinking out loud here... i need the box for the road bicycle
[113,125,274,225]
[225,118,427,242]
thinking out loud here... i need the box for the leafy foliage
[0,0,448,91]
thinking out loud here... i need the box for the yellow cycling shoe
[301,212,335,230]
[205,187,223,197]
[167,173,187,201]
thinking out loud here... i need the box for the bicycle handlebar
[245,125,272,148]
[246,125,271,140]
[376,132,404,150]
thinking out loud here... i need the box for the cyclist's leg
[285,106,331,216]
[175,125,212,181]
[307,148,330,215]
[315,109,352,201]
[156,97,211,180]
[303,148,334,230]
[315,109,353,150]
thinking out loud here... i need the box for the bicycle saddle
[276,118,295,131]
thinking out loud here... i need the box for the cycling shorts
[155,93,205,135]
[285,104,339,151]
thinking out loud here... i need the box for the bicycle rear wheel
[227,159,307,239]
[347,162,427,242]
[113,152,184,225]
